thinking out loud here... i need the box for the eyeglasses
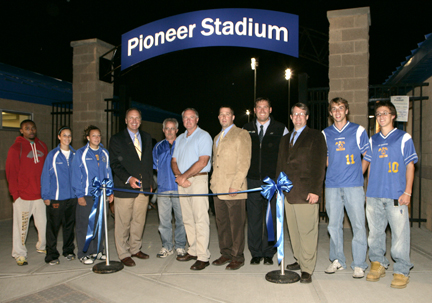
[292,112,306,117]
[375,111,390,117]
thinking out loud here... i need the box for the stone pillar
[70,39,114,148]
[327,7,371,128]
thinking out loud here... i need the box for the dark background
[1,0,430,136]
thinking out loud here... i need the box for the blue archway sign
[121,8,299,70]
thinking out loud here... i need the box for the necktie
[259,125,264,143]
[217,130,225,152]
[289,131,297,148]
[134,133,141,160]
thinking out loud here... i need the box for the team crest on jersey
[335,141,345,151]
[378,147,388,158]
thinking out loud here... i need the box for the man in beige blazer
[210,106,252,270]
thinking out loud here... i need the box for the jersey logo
[378,147,388,158]
[335,141,345,151]
[26,150,44,158]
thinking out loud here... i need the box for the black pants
[76,196,105,259]
[45,198,77,262]
[246,178,277,258]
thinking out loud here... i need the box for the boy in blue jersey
[365,100,417,289]
[322,98,371,279]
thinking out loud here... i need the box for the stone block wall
[411,77,432,230]
[327,7,370,128]
[70,39,114,149]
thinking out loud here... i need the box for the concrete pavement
[1,209,431,303]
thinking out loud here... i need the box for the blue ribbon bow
[83,177,113,254]
[261,172,293,265]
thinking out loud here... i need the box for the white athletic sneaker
[80,255,94,265]
[91,252,106,260]
[176,248,187,257]
[49,259,60,266]
[353,267,365,279]
[325,260,344,274]
[157,248,173,258]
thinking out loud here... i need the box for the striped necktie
[134,133,141,160]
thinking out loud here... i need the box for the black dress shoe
[176,253,197,262]
[190,260,210,270]
[286,262,301,271]
[250,257,262,265]
[263,257,273,265]
[131,251,149,259]
[300,272,312,283]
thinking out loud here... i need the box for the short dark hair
[20,119,35,129]
[254,97,271,108]
[375,100,397,120]
[126,107,142,118]
[291,102,310,116]
[84,125,100,140]
[329,97,349,112]
[163,118,179,129]
[219,106,234,115]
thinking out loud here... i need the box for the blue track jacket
[71,143,112,198]
[41,144,76,200]
[152,139,177,193]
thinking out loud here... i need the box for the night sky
[1,0,430,136]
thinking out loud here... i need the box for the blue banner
[121,8,299,70]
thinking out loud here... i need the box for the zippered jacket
[71,143,112,198]
[152,139,177,193]
[41,144,77,200]
[6,136,48,201]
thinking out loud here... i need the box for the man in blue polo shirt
[171,108,213,271]
[322,97,371,279]
[153,118,187,259]
[365,100,417,289]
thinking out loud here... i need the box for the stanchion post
[102,186,110,266]
[92,183,124,274]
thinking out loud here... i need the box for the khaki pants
[284,198,319,274]
[178,175,211,262]
[114,194,149,260]
[12,198,46,258]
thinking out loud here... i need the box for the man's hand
[306,193,319,204]
[78,197,86,206]
[229,188,238,197]
[175,174,189,187]
[179,179,191,188]
[44,199,50,206]
[399,193,411,206]
[129,176,141,189]
[108,194,114,203]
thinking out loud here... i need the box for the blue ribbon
[261,172,293,265]
[83,177,113,254]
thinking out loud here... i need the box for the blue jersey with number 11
[323,122,371,188]
[366,128,418,200]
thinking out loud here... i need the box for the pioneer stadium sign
[121,8,299,70]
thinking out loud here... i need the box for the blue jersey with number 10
[323,122,371,188]
[366,128,418,200]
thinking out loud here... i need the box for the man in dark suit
[109,108,153,267]
[276,102,327,283]
[243,98,288,265]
